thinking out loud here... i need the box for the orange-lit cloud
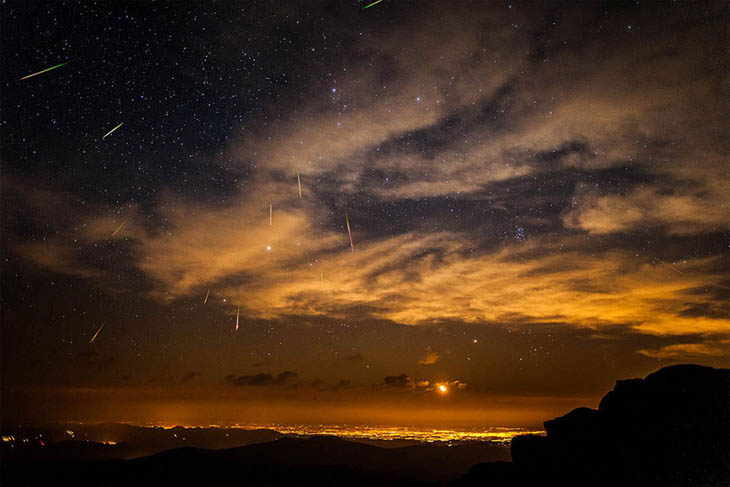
[563,186,730,236]
[418,351,440,365]
[12,189,729,344]
[639,341,730,359]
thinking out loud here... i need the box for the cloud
[229,4,524,185]
[435,380,469,392]
[678,302,730,320]
[563,186,730,236]
[14,184,729,338]
[418,351,439,365]
[221,2,727,209]
[380,374,467,393]
[135,198,340,301]
[225,371,298,387]
[383,373,414,389]
[215,231,727,336]
[639,340,730,359]
[180,372,198,384]
[328,379,353,392]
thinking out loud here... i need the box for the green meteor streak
[103,122,124,140]
[362,0,383,9]
[20,62,70,80]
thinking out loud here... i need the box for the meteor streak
[112,220,127,236]
[235,306,240,331]
[655,257,687,276]
[297,172,302,198]
[89,324,105,343]
[102,122,124,140]
[204,287,210,304]
[345,209,354,252]
[269,204,273,226]
[362,0,383,9]
[20,62,69,80]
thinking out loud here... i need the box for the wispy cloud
[418,351,439,365]
[639,340,730,359]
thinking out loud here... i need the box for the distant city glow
[123,422,545,445]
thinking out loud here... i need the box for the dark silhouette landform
[2,364,727,486]
[459,364,729,486]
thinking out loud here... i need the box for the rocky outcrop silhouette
[461,364,730,486]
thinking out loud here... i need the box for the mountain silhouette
[2,435,509,485]
[0,422,286,459]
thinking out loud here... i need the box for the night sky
[1,1,728,428]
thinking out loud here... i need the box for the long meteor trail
[345,209,354,252]
[102,122,124,140]
[362,0,383,9]
[20,62,69,80]
[89,324,105,343]
[655,257,687,276]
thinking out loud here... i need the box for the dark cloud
[180,372,198,384]
[383,373,414,389]
[225,371,299,388]
[312,379,355,393]
[333,379,352,391]
[678,303,730,320]
[370,81,516,160]
[680,282,730,303]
